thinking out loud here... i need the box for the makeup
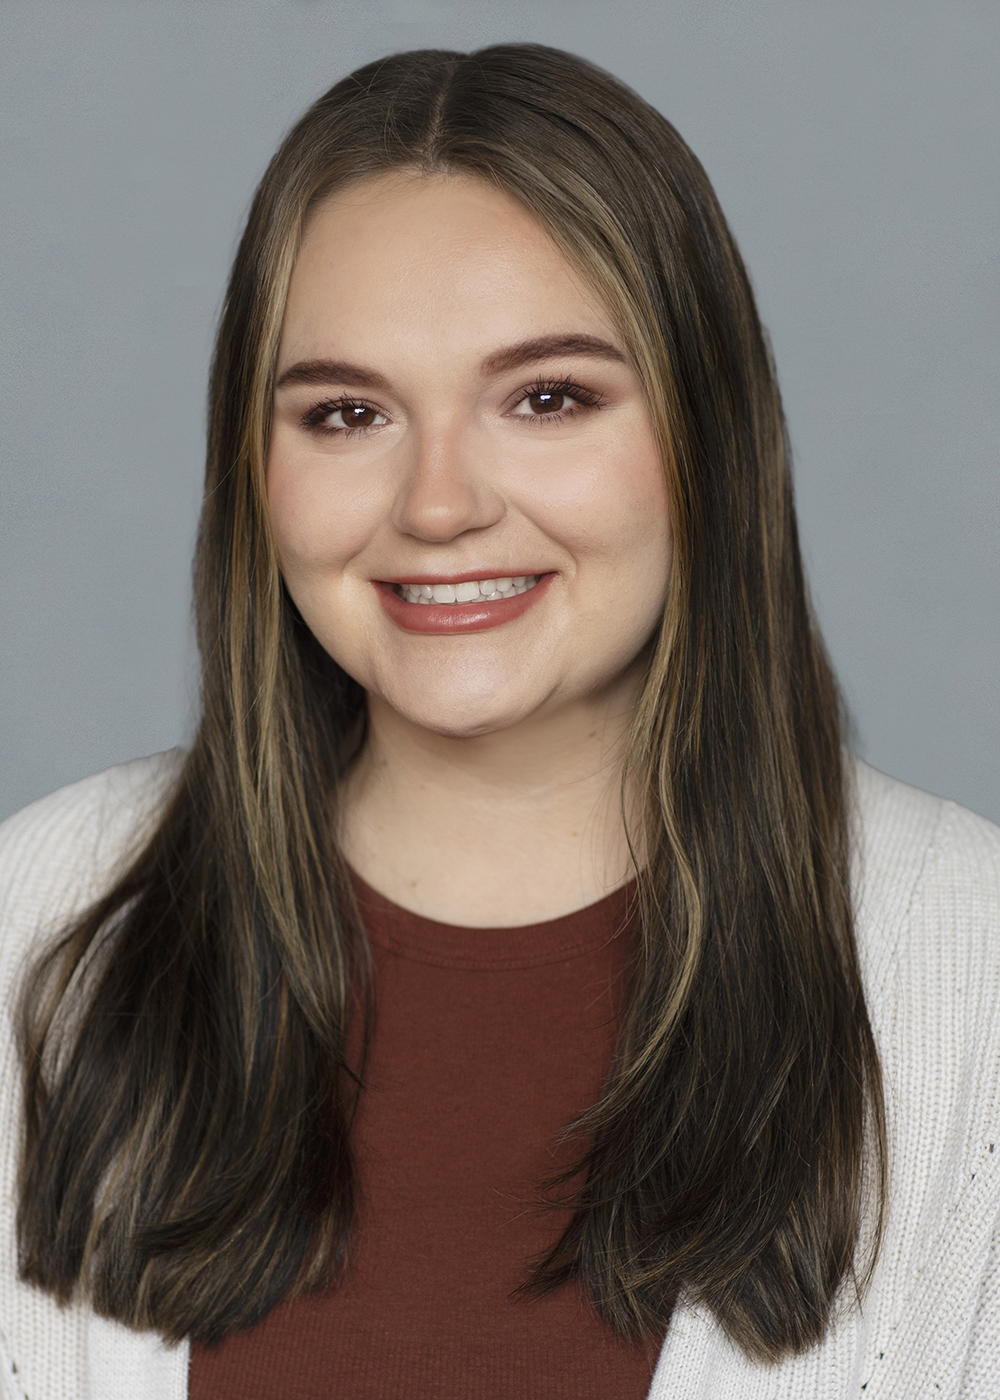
[375,573,554,634]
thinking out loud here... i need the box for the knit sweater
[1,752,999,1400]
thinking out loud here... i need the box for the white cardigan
[1,752,999,1400]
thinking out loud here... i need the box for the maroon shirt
[189,875,665,1399]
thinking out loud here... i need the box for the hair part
[17,43,885,1362]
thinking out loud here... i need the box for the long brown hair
[17,44,885,1362]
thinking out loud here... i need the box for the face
[267,172,671,739]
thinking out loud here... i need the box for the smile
[395,575,540,604]
[376,572,553,634]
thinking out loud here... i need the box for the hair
[16,44,886,1363]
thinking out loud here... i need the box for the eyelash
[298,378,605,438]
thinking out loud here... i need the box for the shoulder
[851,759,1000,1222]
[850,757,1000,978]
[0,751,186,983]
[844,765,1000,1390]
[850,756,1000,1124]
[0,752,189,1400]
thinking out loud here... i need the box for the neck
[339,674,643,927]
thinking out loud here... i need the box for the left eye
[322,404,389,430]
[512,390,577,417]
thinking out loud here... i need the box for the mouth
[393,575,541,604]
[375,571,553,634]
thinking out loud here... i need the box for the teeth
[398,574,541,605]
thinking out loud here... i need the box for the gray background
[1,0,998,824]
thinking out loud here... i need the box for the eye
[301,399,389,435]
[509,379,602,423]
[513,390,574,417]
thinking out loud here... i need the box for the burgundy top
[189,875,666,1399]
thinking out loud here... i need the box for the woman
[1,43,997,1400]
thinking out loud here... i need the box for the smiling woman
[1,42,999,1400]
[268,172,670,922]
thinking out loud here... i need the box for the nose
[391,421,505,543]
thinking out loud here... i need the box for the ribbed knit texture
[2,751,999,1399]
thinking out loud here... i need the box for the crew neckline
[349,868,639,971]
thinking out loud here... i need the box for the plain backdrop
[1,0,998,825]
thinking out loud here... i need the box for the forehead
[280,171,618,367]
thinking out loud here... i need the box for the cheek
[522,424,671,569]
[265,439,382,579]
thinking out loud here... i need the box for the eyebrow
[479,333,627,376]
[274,333,627,393]
[274,360,392,392]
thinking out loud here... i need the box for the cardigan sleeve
[957,1204,1000,1396]
[0,753,188,1400]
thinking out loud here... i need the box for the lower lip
[375,574,554,634]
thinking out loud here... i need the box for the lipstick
[375,572,554,634]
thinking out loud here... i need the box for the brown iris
[527,391,567,415]
[338,404,380,428]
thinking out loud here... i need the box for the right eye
[301,400,390,435]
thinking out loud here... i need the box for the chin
[383,687,548,741]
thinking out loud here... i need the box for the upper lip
[378,570,548,585]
